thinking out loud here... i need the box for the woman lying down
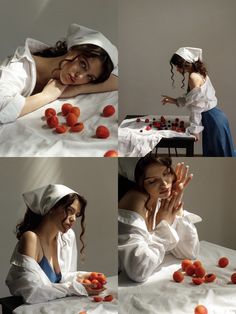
[118,156,202,283]
[6,184,106,304]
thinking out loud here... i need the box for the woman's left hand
[171,163,193,215]
[191,133,200,142]
[59,85,81,98]
[173,162,193,193]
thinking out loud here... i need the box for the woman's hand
[191,133,200,141]
[76,273,106,296]
[161,95,177,105]
[155,192,183,226]
[59,85,81,99]
[42,79,68,102]
[83,285,106,296]
[173,162,193,194]
[171,163,193,216]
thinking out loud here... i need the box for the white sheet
[13,276,118,314]
[0,91,118,157]
[119,241,236,314]
[118,115,195,157]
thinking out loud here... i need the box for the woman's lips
[68,74,76,84]
[159,187,171,194]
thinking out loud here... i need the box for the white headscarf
[175,47,202,63]
[66,23,118,69]
[22,184,79,216]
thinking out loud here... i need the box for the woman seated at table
[6,184,105,304]
[118,156,201,283]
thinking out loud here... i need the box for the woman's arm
[59,74,118,98]
[19,79,67,117]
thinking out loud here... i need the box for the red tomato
[173,271,184,283]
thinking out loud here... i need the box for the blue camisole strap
[38,256,62,283]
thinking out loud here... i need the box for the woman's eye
[80,61,86,69]
[148,180,156,185]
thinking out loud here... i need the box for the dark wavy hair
[170,53,208,89]
[16,193,87,254]
[34,41,114,84]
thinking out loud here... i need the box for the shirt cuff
[176,97,186,107]
[0,93,25,124]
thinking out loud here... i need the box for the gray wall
[119,157,236,250]
[0,0,117,59]
[119,0,236,154]
[0,158,117,298]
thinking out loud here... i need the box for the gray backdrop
[118,0,236,154]
[0,158,117,298]
[0,0,117,59]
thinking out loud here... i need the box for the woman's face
[53,198,81,233]
[143,164,174,199]
[60,52,102,85]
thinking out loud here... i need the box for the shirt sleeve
[6,263,88,304]
[170,210,201,260]
[118,220,179,282]
[0,61,27,124]
[177,89,206,134]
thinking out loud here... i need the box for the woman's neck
[32,55,64,85]
[34,218,59,245]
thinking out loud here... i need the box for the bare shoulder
[18,231,40,260]
[189,72,204,89]
[118,189,147,212]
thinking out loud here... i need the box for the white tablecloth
[118,115,194,157]
[119,241,236,313]
[0,91,118,157]
[13,276,118,314]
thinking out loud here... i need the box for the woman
[6,184,105,304]
[161,47,235,157]
[118,156,201,283]
[0,24,118,124]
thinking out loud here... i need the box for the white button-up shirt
[0,38,49,124]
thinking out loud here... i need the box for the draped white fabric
[119,241,236,314]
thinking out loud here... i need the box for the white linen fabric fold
[119,241,236,314]
[13,276,118,314]
[118,115,194,157]
[0,91,117,157]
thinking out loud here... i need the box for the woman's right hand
[161,95,177,105]
[155,192,183,226]
[83,285,106,296]
[41,79,68,102]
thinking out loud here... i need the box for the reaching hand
[161,95,177,105]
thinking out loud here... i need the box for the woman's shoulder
[18,231,40,259]
[189,72,205,88]
[118,189,147,212]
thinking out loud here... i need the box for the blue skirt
[202,107,236,157]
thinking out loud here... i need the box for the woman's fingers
[183,173,193,188]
